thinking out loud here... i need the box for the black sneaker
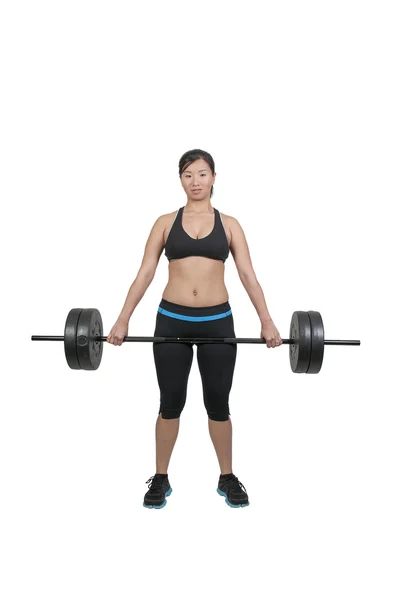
[143,474,172,509]
[217,474,249,508]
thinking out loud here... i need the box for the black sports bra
[164,207,230,263]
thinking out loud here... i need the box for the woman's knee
[158,406,184,419]
[204,393,231,421]
[207,410,230,422]
[158,392,187,419]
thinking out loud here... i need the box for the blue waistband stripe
[158,307,232,322]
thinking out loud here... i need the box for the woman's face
[180,158,216,201]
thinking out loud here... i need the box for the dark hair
[179,149,215,198]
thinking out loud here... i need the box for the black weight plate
[307,311,324,374]
[64,308,84,370]
[289,311,312,373]
[76,308,103,371]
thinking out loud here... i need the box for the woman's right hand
[107,317,129,346]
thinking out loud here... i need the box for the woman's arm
[117,214,166,321]
[239,277,273,324]
[228,216,273,324]
[118,272,154,322]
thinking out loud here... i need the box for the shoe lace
[145,475,164,492]
[222,474,247,494]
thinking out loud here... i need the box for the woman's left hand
[260,320,283,348]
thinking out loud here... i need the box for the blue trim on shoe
[158,307,232,322]
[217,487,250,508]
[143,487,173,509]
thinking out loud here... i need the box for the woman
[106,149,282,509]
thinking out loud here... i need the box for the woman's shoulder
[219,211,233,236]
[219,210,231,222]
[160,210,180,245]
[161,208,179,228]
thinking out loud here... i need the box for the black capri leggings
[152,298,237,422]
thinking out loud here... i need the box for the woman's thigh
[152,301,194,418]
[194,305,237,421]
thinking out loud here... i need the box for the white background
[1,1,397,598]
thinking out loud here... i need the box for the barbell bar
[31,307,360,374]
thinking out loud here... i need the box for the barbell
[31,307,360,374]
